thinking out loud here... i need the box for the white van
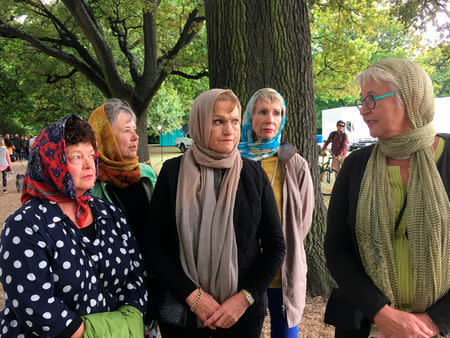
[321,97,450,149]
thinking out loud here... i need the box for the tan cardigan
[278,143,315,327]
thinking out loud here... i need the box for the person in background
[324,58,450,337]
[20,135,29,159]
[145,89,286,337]
[13,133,23,161]
[4,133,15,162]
[29,135,36,149]
[0,115,147,337]
[239,88,314,338]
[0,136,13,193]
[88,98,157,336]
[321,120,348,173]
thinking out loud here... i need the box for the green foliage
[147,68,209,135]
[309,0,448,131]
[0,0,208,139]
[0,38,104,135]
[388,0,449,38]
[310,1,419,100]
[0,0,446,137]
[416,44,450,97]
[146,81,184,135]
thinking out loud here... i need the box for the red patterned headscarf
[21,114,98,228]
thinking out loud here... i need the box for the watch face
[242,290,254,305]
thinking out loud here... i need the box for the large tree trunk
[205,0,333,296]
[135,108,150,163]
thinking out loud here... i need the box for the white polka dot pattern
[0,197,147,337]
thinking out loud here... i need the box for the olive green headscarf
[355,58,450,315]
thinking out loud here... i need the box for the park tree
[1,1,446,141]
[0,0,207,160]
[205,0,333,295]
[309,0,448,129]
[0,37,106,135]
[418,43,450,97]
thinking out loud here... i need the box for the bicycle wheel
[320,169,339,196]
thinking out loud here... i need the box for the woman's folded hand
[203,292,249,329]
[413,313,440,337]
[186,289,220,329]
[373,305,435,337]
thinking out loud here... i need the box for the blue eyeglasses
[355,92,395,110]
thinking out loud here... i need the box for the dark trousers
[334,321,371,338]
[2,170,6,187]
[159,306,265,338]
[267,288,298,338]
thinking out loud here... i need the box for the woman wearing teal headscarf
[239,88,315,338]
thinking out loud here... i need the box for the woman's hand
[186,289,220,329]
[413,313,440,337]
[203,292,249,329]
[373,305,434,337]
[71,321,85,338]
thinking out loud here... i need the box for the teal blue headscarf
[238,88,286,160]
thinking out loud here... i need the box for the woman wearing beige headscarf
[324,58,450,338]
[145,89,286,337]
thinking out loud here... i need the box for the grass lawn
[147,145,183,175]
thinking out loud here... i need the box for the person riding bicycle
[321,120,348,172]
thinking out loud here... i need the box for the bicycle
[319,154,339,196]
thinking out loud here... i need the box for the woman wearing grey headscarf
[145,89,285,337]
[325,58,450,337]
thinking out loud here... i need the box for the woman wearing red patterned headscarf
[0,115,147,337]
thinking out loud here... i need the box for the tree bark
[205,0,333,296]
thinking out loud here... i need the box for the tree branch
[435,55,449,70]
[136,68,169,114]
[138,8,158,101]
[0,22,111,97]
[61,0,132,98]
[138,5,205,112]
[171,70,208,79]
[159,9,205,62]
[32,0,104,77]
[45,68,78,83]
[107,12,140,83]
[314,57,337,78]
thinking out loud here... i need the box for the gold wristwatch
[241,289,255,306]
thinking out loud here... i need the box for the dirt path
[0,148,334,337]
[0,160,25,225]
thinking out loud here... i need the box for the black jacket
[145,156,286,311]
[325,134,450,335]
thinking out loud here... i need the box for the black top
[12,136,21,150]
[144,156,286,309]
[4,138,13,148]
[324,134,450,335]
[79,222,98,242]
[106,177,153,257]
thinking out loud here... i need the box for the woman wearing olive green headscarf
[325,58,450,338]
